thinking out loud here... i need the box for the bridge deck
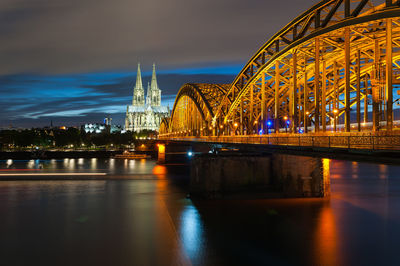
[160,133,400,151]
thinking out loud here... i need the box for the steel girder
[167,83,229,134]
[214,0,400,134]
[161,0,400,137]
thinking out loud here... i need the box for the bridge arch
[166,83,229,136]
[159,118,170,135]
[214,0,400,134]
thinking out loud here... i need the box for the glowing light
[188,151,193,157]
[259,129,263,135]
[267,120,272,127]
[158,144,165,154]
[333,109,338,114]
[283,116,288,120]
[153,165,167,176]
[220,125,224,129]
[234,122,238,127]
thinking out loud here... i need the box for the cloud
[0,0,322,127]
[0,71,235,127]
[0,0,319,75]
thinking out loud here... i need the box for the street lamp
[305,111,310,133]
[233,122,239,136]
[333,109,338,132]
[283,116,288,133]
[266,120,272,134]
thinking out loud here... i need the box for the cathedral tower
[146,82,151,106]
[150,63,161,107]
[132,63,145,106]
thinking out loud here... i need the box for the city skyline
[0,0,318,127]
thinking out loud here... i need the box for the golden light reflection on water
[153,165,167,179]
[323,159,331,197]
[351,161,358,179]
[314,202,338,266]
[379,164,388,179]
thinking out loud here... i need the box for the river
[0,157,399,265]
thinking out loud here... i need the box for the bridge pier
[190,153,330,199]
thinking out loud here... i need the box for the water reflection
[109,158,115,171]
[323,158,331,196]
[180,205,204,261]
[153,165,167,179]
[351,161,358,179]
[379,164,388,179]
[1,157,400,265]
[314,201,338,266]
[91,158,97,169]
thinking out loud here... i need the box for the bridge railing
[159,134,400,151]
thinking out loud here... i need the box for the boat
[114,151,151,159]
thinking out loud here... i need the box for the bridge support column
[364,75,369,124]
[386,18,393,131]
[303,57,308,133]
[275,61,280,133]
[333,62,338,132]
[240,98,244,135]
[250,84,254,134]
[291,51,298,133]
[372,39,380,132]
[356,50,361,132]
[344,27,351,132]
[261,73,266,133]
[322,60,327,132]
[314,37,320,132]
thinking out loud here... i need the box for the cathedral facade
[125,64,170,132]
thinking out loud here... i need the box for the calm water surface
[0,157,399,266]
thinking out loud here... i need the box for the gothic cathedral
[125,64,169,132]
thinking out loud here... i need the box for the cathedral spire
[133,63,145,106]
[135,63,143,90]
[150,63,159,91]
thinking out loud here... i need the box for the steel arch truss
[215,0,400,134]
[167,83,229,136]
[161,0,400,137]
[159,118,170,135]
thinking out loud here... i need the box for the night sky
[0,0,318,128]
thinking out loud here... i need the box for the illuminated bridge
[160,0,400,150]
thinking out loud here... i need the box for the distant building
[125,63,169,132]
[83,123,122,134]
[104,116,112,126]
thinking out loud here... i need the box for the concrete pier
[190,153,330,199]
